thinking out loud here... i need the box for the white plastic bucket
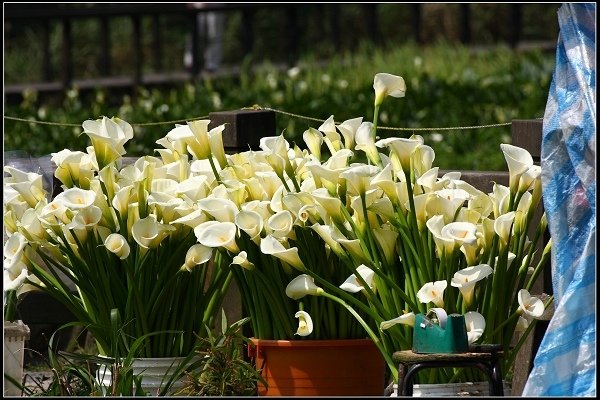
[3,320,30,396]
[96,355,202,396]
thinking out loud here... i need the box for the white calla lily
[339,265,376,293]
[194,221,239,253]
[294,310,314,336]
[260,235,305,271]
[517,289,545,319]
[182,244,213,271]
[105,233,131,260]
[373,73,406,106]
[451,264,493,306]
[286,274,323,300]
[231,251,255,270]
[131,215,175,249]
[380,312,415,330]
[464,311,486,344]
[417,280,447,308]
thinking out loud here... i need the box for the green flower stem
[4,290,17,322]
[320,291,398,381]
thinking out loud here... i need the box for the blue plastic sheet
[522,3,596,397]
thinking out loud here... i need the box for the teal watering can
[412,308,469,354]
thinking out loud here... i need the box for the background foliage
[4,43,554,171]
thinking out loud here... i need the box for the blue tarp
[523,3,596,397]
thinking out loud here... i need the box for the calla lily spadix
[286,274,324,300]
[417,280,447,308]
[294,310,314,336]
[464,311,486,344]
[380,312,415,330]
[451,264,493,306]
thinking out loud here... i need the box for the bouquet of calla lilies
[3,72,552,385]
[182,73,553,384]
[3,118,234,358]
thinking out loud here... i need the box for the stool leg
[490,358,504,396]
[397,363,408,396]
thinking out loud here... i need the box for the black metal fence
[4,3,557,103]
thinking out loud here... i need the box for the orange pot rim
[249,337,376,348]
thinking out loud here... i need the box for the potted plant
[182,72,552,394]
[249,72,553,393]
[3,117,234,395]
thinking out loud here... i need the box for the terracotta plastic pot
[248,338,386,396]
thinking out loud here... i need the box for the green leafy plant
[175,312,266,396]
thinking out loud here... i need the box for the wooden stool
[393,344,504,396]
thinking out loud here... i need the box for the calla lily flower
[197,197,239,222]
[440,221,478,247]
[266,210,295,239]
[337,116,362,150]
[354,122,382,166]
[500,143,534,191]
[286,274,323,300]
[517,289,545,319]
[82,116,133,169]
[131,215,175,249]
[494,211,515,248]
[417,280,447,308]
[235,210,264,241]
[376,136,423,174]
[105,233,131,260]
[464,311,486,344]
[373,73,406,106]
[451,264,493,306]
[294,310,314,336]
[182,243,212,271]
[260,235,306,271]
[53,187,97,210]
[231,251,255,270]
[340,265,376,293]
[303,127,324,161]
[186,119,212,160]
[194,221,239,253]
[380,312,415,330]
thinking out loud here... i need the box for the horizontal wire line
[4,106,513,132]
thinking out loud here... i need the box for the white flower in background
[105,233,131,260]
[417,280,447,308]
[294,310,314,336]
[464,311,486,343]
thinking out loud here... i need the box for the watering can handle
[425,308,448,329]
